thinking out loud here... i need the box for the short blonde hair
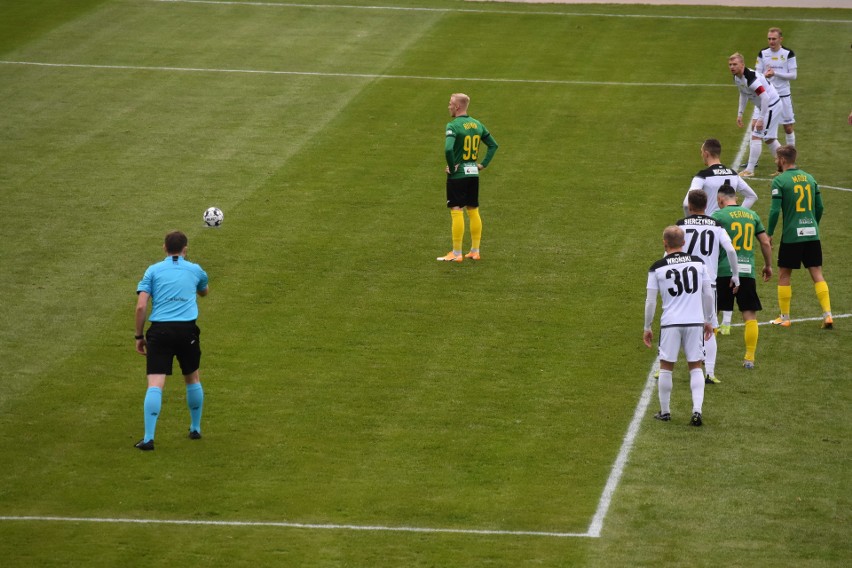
[729,52,744,63]
[768,27,782,37]
[451,93,470,108]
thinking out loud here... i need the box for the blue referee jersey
[137,255,209,322]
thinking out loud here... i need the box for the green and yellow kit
[712,205,767,279]
[767,168,823,243]
[445,115,498,180]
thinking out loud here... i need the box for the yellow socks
[467,208,482,251]
[450,209,465,253]
[448,208,484,253]
[744,320,758,361]
[777,285,792,317]
[814,281,831,315]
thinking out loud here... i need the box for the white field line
[586,361,658,538]
[0,515,588,538]
[7,61,849,193]
[1,6,847,537]
[147,0,852,24]
[743,178,852,192]
[0,361,662,539]
[746,178,852,191]
[1,314,841,538]
[819,184,852,192]
[0,60,730,89]
[729,313,851,327]
[731,123,753,175]
[0,366,668,539]
[731,127,852,192]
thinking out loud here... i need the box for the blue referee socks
[143,387,162,442]
[186,383,204,434]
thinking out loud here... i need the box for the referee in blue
[134,231,209,451]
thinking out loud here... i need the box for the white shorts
[752,96,794,125]
[658,326,705,363]
[779,95,795,125]
[750,99,790,138]
[758,103,782,140]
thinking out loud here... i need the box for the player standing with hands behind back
[438,93,499,263]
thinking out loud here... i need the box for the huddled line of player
[641,27,833,427]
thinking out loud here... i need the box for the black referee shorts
[717,276,762,313]
[145,321,201,376]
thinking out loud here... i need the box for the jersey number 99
[463,135,481,160]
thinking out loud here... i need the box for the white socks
[704,334,717,377]
[690,368,705,414]
[746,139,762,170]
[658,370,673,414]
[658,368,705,416]
[768,139,781,158]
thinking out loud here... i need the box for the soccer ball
[203,206,223,227]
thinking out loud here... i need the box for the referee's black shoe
[135,439,154,451]
[188,430,202,440]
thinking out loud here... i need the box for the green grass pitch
[0,0,850,565]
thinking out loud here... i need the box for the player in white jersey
[728,52,782,178]
[684,138,757,217]
[677,189,740,385]
[644,226,714,426]
[751,28,797,147]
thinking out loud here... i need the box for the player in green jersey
[437,93,499,262]
[712,182,773,369]
[767,145,833,329]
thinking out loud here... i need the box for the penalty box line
[0,515,589,539]
[0,371,665,538]
[0,60,730,89]
[0,379,667,539]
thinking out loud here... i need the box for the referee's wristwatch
[135,334,145,340]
